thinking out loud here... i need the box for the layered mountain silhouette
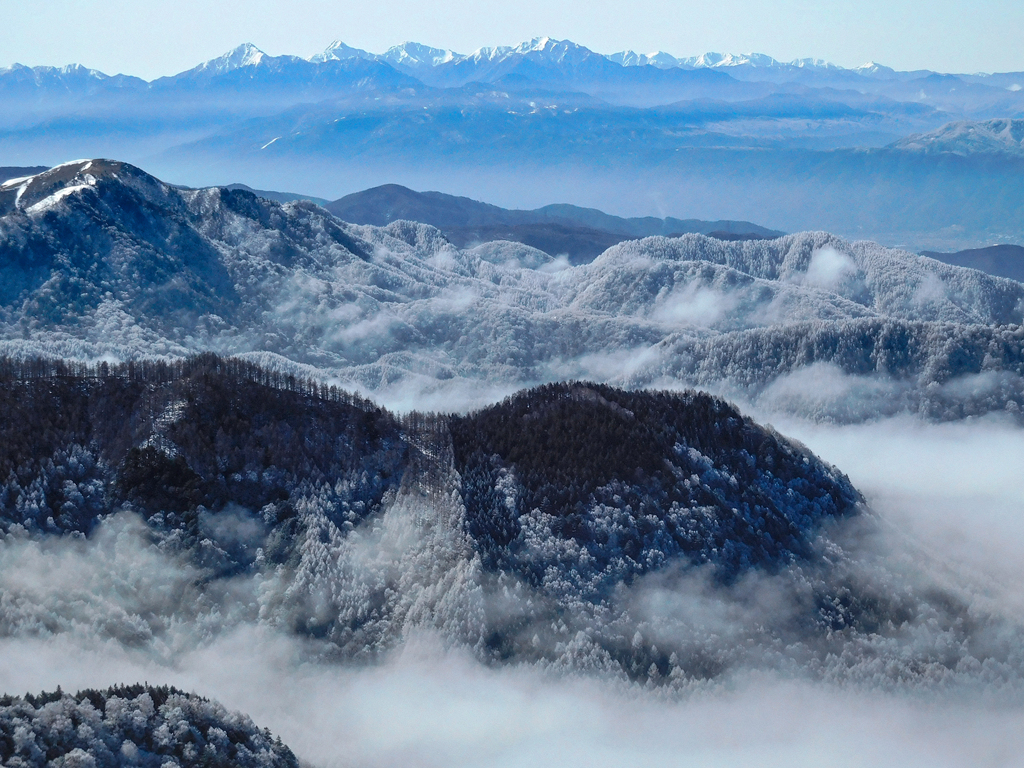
[921,243,1024,283]
[325,184,782,262]
[5,39,1024,246]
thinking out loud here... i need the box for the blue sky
[2,0,1022,78]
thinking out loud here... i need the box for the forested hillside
[0,354,405,577]
[0,354,899,679]
[451,383,860,589]
[0,685,298,768]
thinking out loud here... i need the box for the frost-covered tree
[0,684,298,768]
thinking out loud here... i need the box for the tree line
[0,353,381,413]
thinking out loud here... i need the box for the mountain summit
[189,42,270,76]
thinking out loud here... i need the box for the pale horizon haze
[1,0,1023,79]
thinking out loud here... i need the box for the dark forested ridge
[325,184,784,262]
[451,383,862,592]
[0,357,858,582]
[921,243,1024,283]
[0,353,405,574]
[0,354,893,680]
[0,355,1012,687]
[0,684,298,768]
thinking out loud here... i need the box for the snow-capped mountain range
[5,38,1024,249]
[5,36,1024,115]
[178,38,992,82]
[133,38,1024,106]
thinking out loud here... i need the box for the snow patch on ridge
[25,184,93,214]
[0,175,35,189]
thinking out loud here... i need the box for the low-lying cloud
[652,285,738,327]
[803,246,856,290]
[2,627,1022,768]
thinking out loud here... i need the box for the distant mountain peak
[607,50,681,69]
[311,40,376,63]
[0,62,110,81]
[519,37,605,66]
[194,43,268,75]
[383,41,461,69]
[678,52,783,69]
[464,44,513,64]
[855,61,896,75]
[788,57,840,69]
[57,63,94,76]
[519,36,555,52]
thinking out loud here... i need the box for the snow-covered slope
[891,118,1024,156]
[1,160,1022,420]
[381,41,461,70]
[189,42,272,75]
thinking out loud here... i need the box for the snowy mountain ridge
[891,118,1024,155]
[193,42,270,74]
[0,159,1022,421]
[305,39,877,75]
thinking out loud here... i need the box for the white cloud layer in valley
[3,629,1023,768]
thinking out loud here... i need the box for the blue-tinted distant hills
[4,39,1024,248]
[325,183,782,262]
[6,38,1023,118]
[892,118,1024,155]
[921,243,1024,282]
[224,182,330,206]
[163,178,784,264]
